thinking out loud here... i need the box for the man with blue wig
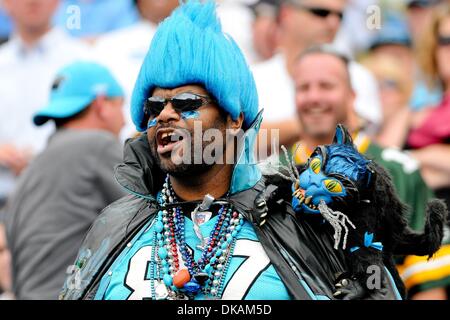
[60,0,402,300]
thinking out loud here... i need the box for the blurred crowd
[0,0,449,300]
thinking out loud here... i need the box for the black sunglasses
[143,92,215,118]
[437,35,450,46]
[291,3,344,21]
[407,1,436,10]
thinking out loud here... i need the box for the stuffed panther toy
[282,124,447,299]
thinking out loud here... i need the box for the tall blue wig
[130,0,259,131]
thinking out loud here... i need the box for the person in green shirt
[285,44,450,299]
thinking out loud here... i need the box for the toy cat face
[297,153,347,213]
[293,125,372,215]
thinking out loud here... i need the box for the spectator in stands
[53,0,139,40]
[361,55,413,148]
[333,0,379,57]
[404,0,445,110]
[93,0,179,140]
[409,3,450,212]
[2,61,127,300]
[216,0,257,64]
[249,0,279,63]
[0,0,90,203]
[396,3,450,297]
[290,45,450,300]
[368,13,415,94]
[252,0,382,151]
[406,0,443,48]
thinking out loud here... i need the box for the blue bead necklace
[152,175,244,299]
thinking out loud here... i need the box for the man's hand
[409,144,450,189]
[0,144,30,176]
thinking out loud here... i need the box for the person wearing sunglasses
[397,2,450,300]
[406,0,443,48]
[288,1,343,21]
[144,92,217,126]
[249,0,280,62]
[252,0,382,155]
[59,0,402,301]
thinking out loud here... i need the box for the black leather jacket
[59,133,402,300]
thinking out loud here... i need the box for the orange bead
[173,269,191,289]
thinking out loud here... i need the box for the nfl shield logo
[193,211,212,225]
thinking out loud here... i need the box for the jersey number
[125,239,270,300]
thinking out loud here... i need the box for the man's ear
[227,113,244,134]
[91,96,107,118]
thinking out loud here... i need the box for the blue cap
[369,13,412,50]
[33,61,124,126]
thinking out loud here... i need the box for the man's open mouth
[156,128,185,155]
[306,105,333,117]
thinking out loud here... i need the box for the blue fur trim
[324,145,370,184]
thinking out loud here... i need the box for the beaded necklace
[152,175,244,300]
